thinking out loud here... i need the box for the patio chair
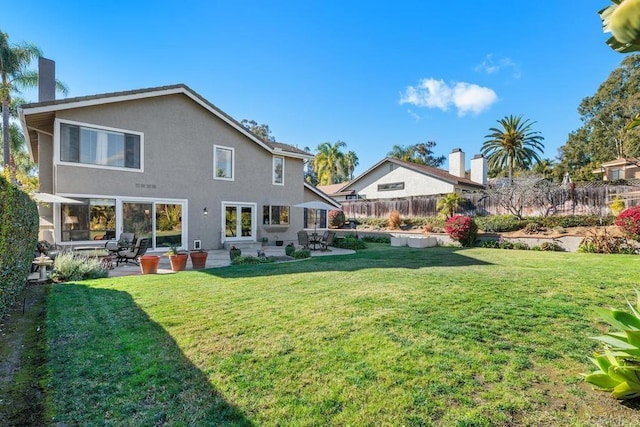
[116,237,149,266]
[297,230,310,249]
[105,232,136,253]
[320,231,336,251]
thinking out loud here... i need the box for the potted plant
[165,244,188,271]
[285,243,295,256]
[139,254,161,274]
[190,248,208,269]
[229,245,242,261]
[275,235,284,246]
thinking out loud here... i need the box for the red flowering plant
[444,215,478,247]
[615,206,640,241]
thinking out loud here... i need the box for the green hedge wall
[0,176,39,319]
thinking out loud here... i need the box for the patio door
[223,202,256,242]
[121,200,186,250]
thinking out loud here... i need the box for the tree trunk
[2,97,10,175]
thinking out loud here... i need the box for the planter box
[407,236,437,248]
[390,236,408,247]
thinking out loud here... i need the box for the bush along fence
[0,175,39,319]
[342,181,640,219]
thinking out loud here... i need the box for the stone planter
[190,251,208,269]
[390,236,408,247]
[407,236,437,248]
[168,253,188,271]
[139,255,160,274]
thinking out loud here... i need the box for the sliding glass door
[121,200,185,250]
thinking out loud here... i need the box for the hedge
[0,175,39,319]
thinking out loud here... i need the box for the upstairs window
[60,122,141,170]
[214,145,234,180]
[378,182,404,191]
[273,156,284,185]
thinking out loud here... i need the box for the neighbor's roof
[19,83,313,162]
[316,182,353,196]
[341,157,485,191]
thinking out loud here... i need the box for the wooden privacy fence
[340,183,640,218]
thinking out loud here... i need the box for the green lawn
[46,245,640,426]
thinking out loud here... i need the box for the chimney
[38,57,55,102]
[448,148,465,178]
[470,154,487,186]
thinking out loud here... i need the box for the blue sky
[4,0,625,175]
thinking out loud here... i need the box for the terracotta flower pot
[190,251,208,269]
[139,255,161,274]
[169,253,188,271]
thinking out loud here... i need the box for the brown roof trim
[21,83,313,158]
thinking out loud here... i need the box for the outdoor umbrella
[294,200,339,234]
[31,193,83,204]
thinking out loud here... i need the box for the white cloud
[474,54,521,78]
[406,109,421,121]
[399,78,497,116]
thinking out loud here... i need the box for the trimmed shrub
[231,256,275,265]
[293,249,311,259]
[328,210,346,228]
[388,210,401,229]
[445,215,478,247]
[615,206,640,241]
[475,215,524,233]
[357,217,388,228]
[361,235,391,244]
[481,240,499,248]
[50,252,109,282]
[285,243,296,256]
[335,235,367,250]
[0,176,39,319]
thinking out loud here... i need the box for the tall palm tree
[0,31,67,178]
[314,141,347,185]
[481,115,545,184]
[344,150,359,181]
[388,144,414,162]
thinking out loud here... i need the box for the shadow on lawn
[47,284,253,426]
[202,246,492,279]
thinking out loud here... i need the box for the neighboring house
[316,182,356,202]
[334,149,487,200]
[20,70,338,251]
[592,157,640,181]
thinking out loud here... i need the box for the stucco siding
[351,164,455,199]
[43,93,306,248]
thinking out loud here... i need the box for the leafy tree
[481,115,545,184]
[533,158,555,179]
[240,119,276,142]
[387,141,445,167]
[556,55,640,180]
[314,141,347,185]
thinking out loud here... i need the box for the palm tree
[344,150,359,181]
[388,144,414,162]
[0,31,68,178]
[533,158,555,179]
[481,115,545,184]
[436,192,463,219]
[314,141,347,185]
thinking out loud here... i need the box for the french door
[223,202,256,242]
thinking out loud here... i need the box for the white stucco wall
[350,163,456,199]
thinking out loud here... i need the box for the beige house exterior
[20,83,339,251]
[592,157,640,181]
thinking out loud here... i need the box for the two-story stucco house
[20,72,338,251]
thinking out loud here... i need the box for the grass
[45,245,640,426]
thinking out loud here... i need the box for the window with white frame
[263,205,289,225]
[214,145,234,180]
[60,122,141,169]
[273,156,284,185]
